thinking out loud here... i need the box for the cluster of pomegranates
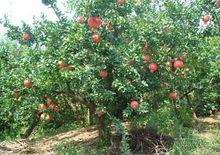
[39,97,58,121]
[128,44,189,110]
[57,60,72,71]
[75,0,124,44]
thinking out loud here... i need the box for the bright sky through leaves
[0,0,67,36]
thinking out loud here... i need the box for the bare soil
[0,126,98,155]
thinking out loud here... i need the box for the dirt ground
[0,126,98,155]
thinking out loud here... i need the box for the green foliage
[112,117,131,154]
[0,0,219,149]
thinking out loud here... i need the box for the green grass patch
[54,141,107,155]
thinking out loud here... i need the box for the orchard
[0,0,219,154]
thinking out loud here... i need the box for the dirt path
[0,126,98,155]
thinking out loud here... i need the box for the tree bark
[20,111,42,139]
[88,103,96,126]
[97,114,110,145]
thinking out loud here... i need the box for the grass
[54,141,107,155]
[169,125,220,155]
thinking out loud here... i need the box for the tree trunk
[88,102,96,126]
[20,111,42,139]
[97,114,110,145]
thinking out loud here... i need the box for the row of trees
[0,0,219,153]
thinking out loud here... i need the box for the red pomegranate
[202,15,210,24]
[142,54,150,63]
[99,70,108,79]
[91,34,101,43]
[169,91,177,100]
[57,61,65,69]
[38,104,46,111]
[173,60,184,69]
[76,17,84,24]
[22,33,30,40]
[148,62,158,73]
[87,17,102,29]
[23,80,31,88]
[130,100,139,109]
[117,0,124,5]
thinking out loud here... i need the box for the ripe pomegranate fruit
[202,15,210,24]
[142,54,150,63]
[57,61,65,69]
[23,80,31,88]
[130,100,139,109]
[173,60,184,69]
[148,62,158,73]
[91,34,101,43]
[117,0,124,5]
[169,91,177,100]
[76,17,84,24]
[39,104,46,111]
[87,17,102,29]
[22,33,30,40]
[99,70,108,79]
